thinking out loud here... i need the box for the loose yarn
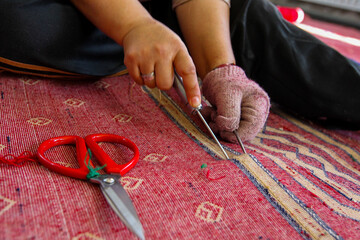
[201,163,226,181]
[0,148,107,180]
[0,151,37,167]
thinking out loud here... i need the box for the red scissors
[37,133,144,240]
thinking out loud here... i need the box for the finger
[141,72,156,88]
[214,85,243,133]
[173,50,201,108]
[154,58,173,90]
[139,65,156,88]
[230,94,270,142]
[124,55,143,85]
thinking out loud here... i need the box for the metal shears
[174,71,247,158]
[37,134,145,240]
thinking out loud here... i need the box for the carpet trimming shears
[37,133,145,240]
[174,71,247,156]
[174,71,231,159]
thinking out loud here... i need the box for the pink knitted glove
[202,65,270,142]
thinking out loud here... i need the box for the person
[1,0,359,143]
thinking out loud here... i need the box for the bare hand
[122,19,201,107]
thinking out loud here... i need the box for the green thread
[84,149,107,180]
[201,163,207,169]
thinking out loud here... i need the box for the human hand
[122,19,201,108]
[202,65,270,142]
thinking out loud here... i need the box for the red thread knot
[0,151,37,167]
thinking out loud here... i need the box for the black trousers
[1,0,359,129]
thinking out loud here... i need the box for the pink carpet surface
[1,16,360,240]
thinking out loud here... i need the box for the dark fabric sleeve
[229,0,360,129]
[0,0,125,76]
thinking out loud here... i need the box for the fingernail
[191,96,201,108]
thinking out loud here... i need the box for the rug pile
[1,16,359,240]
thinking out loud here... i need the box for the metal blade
[174,71,230,159]
[91,174,145,240]
[195,109,230,159]
[233,131,247,154]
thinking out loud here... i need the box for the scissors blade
[91,174,145,240]
[173,71,230,159]
[194,108,230,159]
[233,131,247,154]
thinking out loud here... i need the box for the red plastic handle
[277,6,305,24]
[84,134,139,176]
[37,136,90,180]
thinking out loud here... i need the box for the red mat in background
[1,16,360,240]
[302,16,360,62]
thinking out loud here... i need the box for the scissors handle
[37,136,91,180]
[84,134,139,176]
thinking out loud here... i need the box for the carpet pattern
[1,16,360,240]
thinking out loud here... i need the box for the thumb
[214,85,243,133]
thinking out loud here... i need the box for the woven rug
[1,16,360,240]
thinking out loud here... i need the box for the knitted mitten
[202,65,270,142]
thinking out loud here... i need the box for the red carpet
[1,16,359,239]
